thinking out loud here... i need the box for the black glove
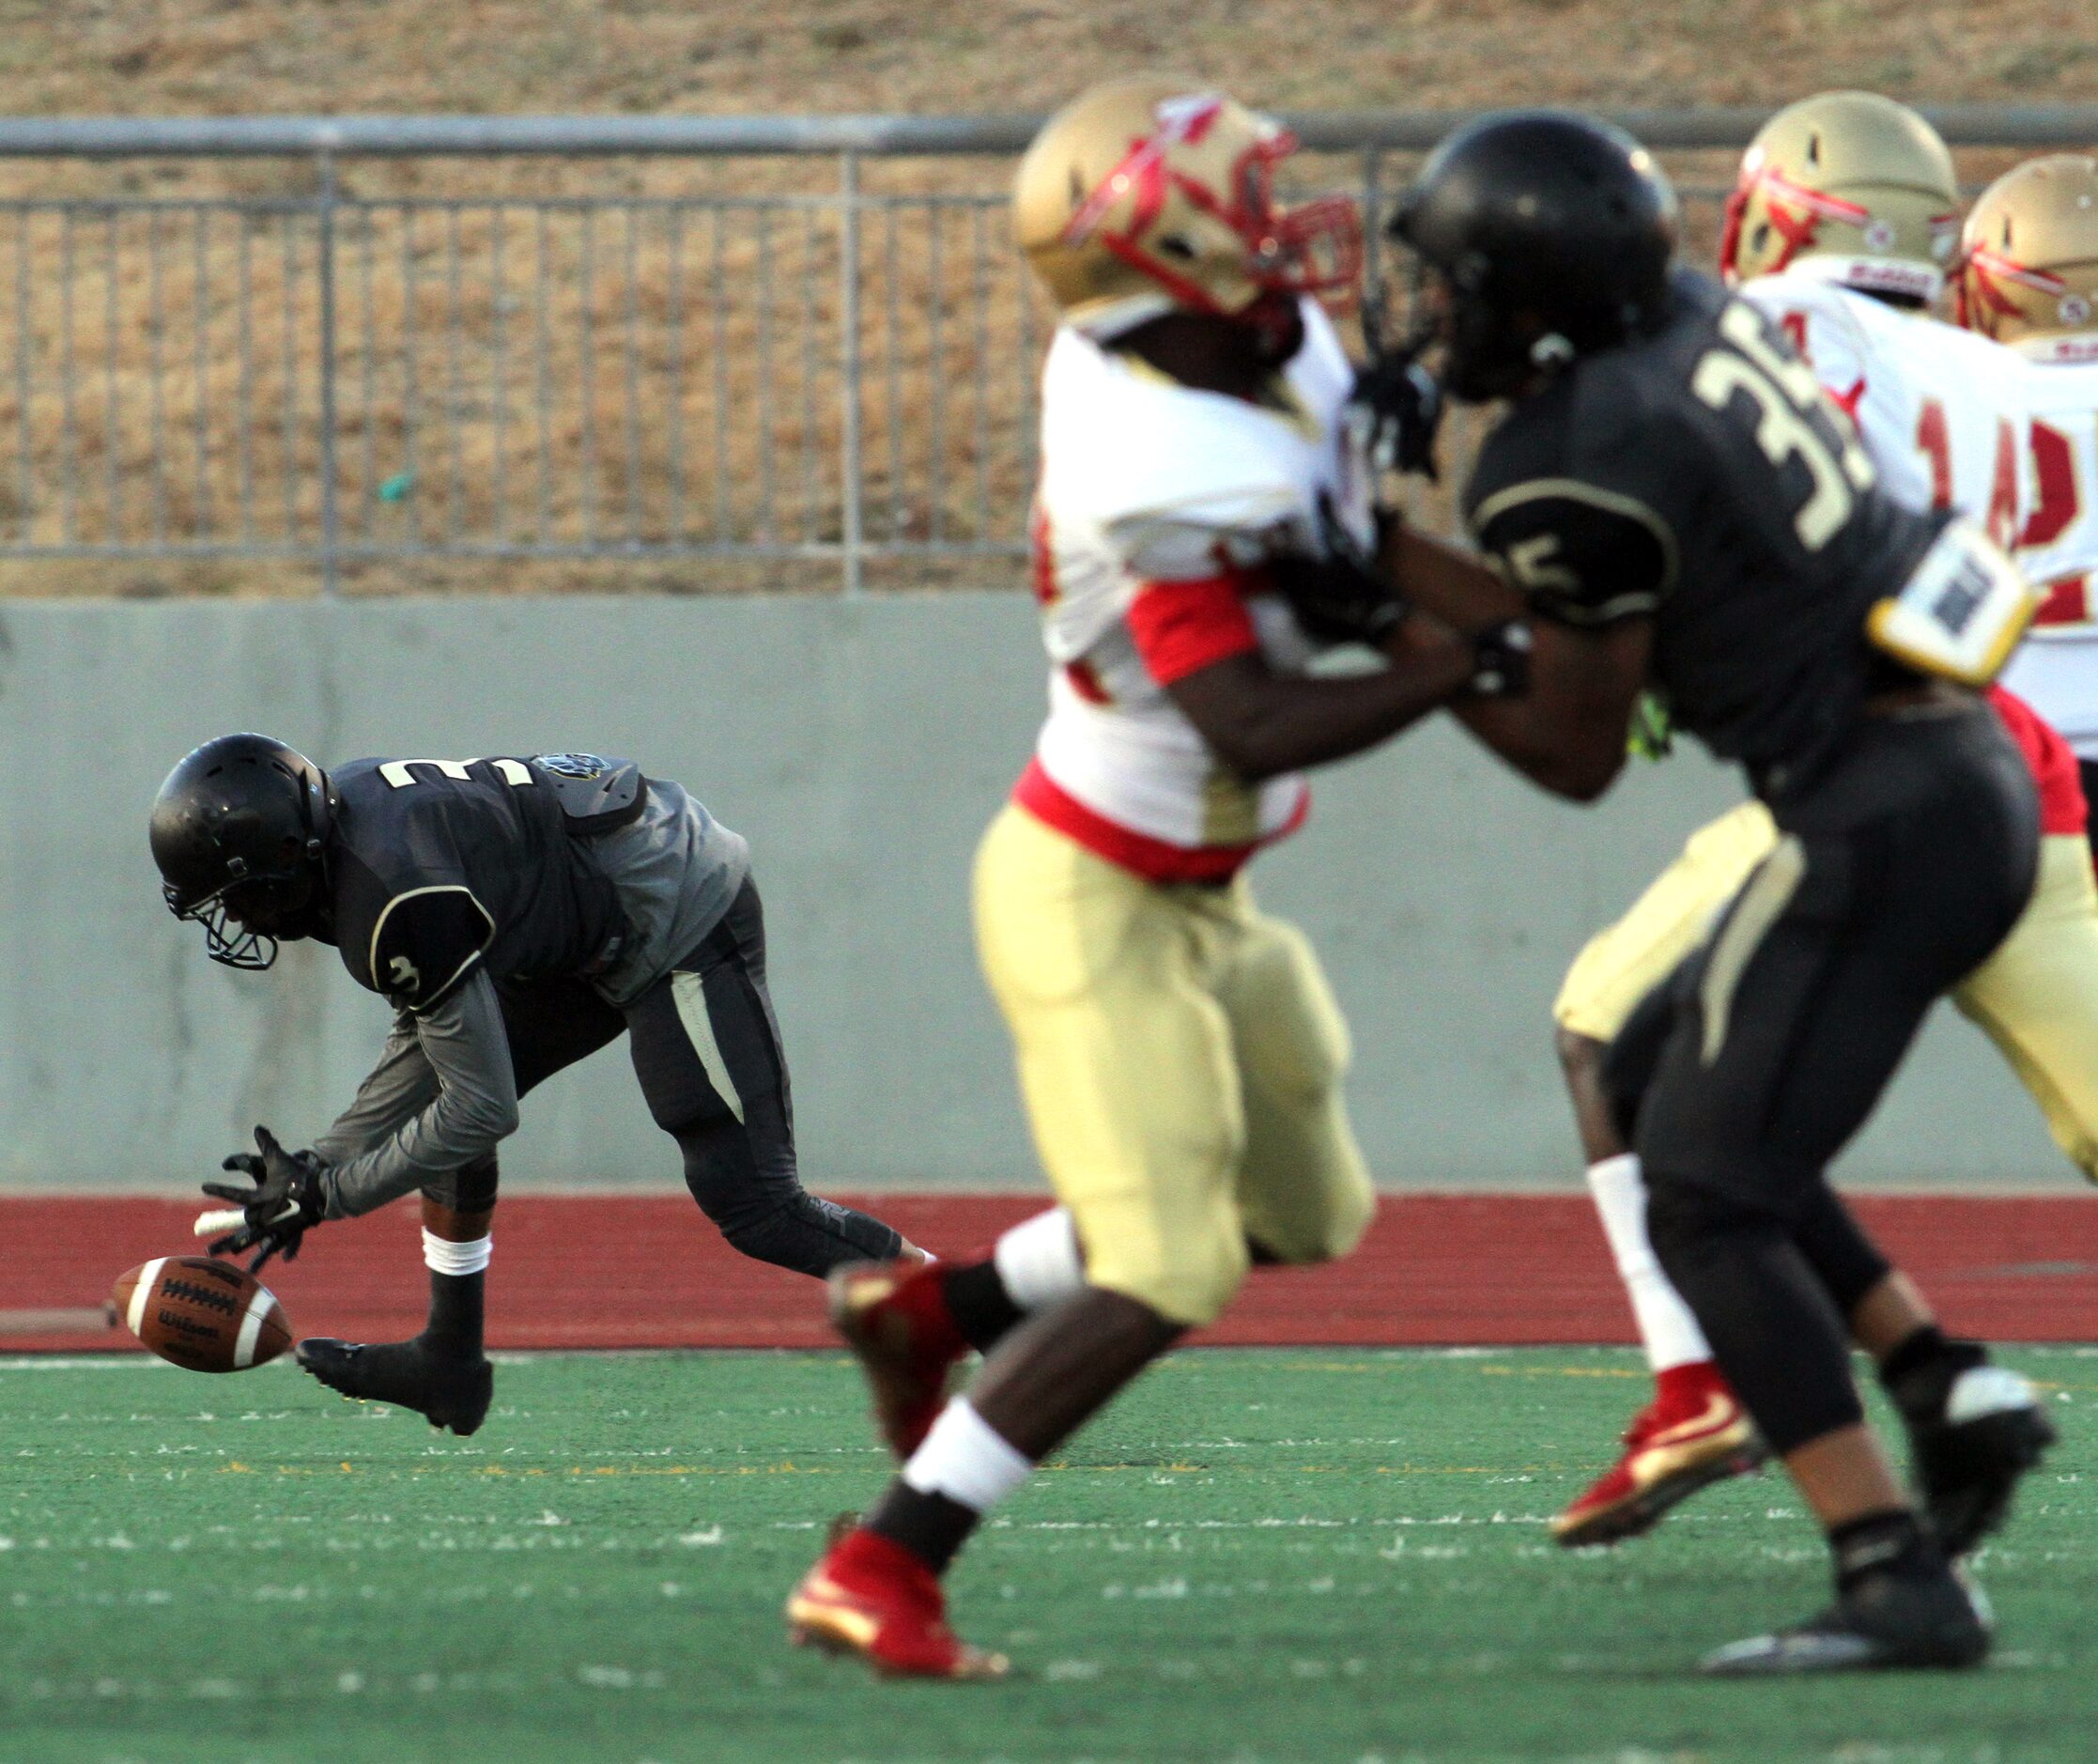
[1466,619,1533,699]
[1348,349,1444,480]
[203,1125,330,1271]
[1267,494,1410,648]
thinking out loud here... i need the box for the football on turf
[110,1256,292,1373]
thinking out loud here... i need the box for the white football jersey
[1739,269,2029,543]
[1022,297,1370,877]
[1999,337,2098,755]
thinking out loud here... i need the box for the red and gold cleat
[786,1526,1009,1680]
[1551,1362,1766,1549]
[828,1259,972,1459]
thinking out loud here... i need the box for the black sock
[941,1262,1025,1354]
[424,1270,485,1359]
[864,1481,980,1574]
[1879,1327,1985,1425]
[1828,1509,1941,1591]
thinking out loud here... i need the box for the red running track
[5,1192,2097,1354]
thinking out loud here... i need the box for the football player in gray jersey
[150,734,918,1435]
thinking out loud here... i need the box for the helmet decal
[1037,85,1361,322]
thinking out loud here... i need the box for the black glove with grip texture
[1268,494,1411,649]
[203,1125,330,1272]
[1348,351,1445,480]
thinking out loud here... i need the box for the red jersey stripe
[1125,574,1260,687]
[1012,757,1307,884]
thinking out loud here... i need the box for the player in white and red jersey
[1014,270,1374,869]
[1550,93,2080,1550]
[1967,156,2098,796]
[785,74,1528,1680]
[1745,267,2026,549]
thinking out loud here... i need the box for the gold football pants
[1953,833,2098,1180]
[973,803,1375,1327]
[1556,802,2098,1182]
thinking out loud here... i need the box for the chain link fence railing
[0,108,2091,596]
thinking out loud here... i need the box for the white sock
[1584,1153,1711,1374]
[901,1398,1034,1513]
[423,1230,492,1277]
[992,1207,1085,1312]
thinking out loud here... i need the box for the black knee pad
[1643,1178,1774,1274]
[1644,1173,1865,1457]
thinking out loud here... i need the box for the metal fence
[0,108,2093,596]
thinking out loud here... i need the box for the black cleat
[296,1336,494,1436]
[1701,1564,1990,1677]
[1908,1363,2057,1555]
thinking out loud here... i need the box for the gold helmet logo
[1958,155,2098,348]
[1013,74,1362,336]
[1720,91,1959,302]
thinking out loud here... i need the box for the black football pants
[484,876,903,1277]
[1609,704,2038,1457]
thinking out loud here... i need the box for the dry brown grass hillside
[6,0,2093,118]
[0,1,2090,596]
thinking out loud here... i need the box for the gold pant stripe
[1699,834,1806,1067]
[1553,799,1777,1043]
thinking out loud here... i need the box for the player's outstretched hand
[203,1125,330,1272]
[1269,494,1411,649]
[1348,349,1443,480]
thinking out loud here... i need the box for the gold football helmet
[1957,155,2098,345]
[1720,91,1960,302]
[1013,74,1361,336]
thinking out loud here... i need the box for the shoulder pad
[529,754,649,835]
[369,886,495,1013]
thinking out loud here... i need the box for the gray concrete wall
[0,594,2063,1196]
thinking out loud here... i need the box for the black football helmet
[1389,111,1680,401]
[150,734,335,969]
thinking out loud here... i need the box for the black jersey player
[150,736,917,1434]
[1334,113,2055,1673]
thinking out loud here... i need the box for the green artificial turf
[1,1347,2094,1763]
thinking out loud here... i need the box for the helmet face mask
[164,859,320,971]
[150,734,333,971]
[1015,77,1363,338]
[1400,257,1545,402]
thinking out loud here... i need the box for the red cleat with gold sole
[1552,1362,1766,1549]
[786,1526,1009,1680]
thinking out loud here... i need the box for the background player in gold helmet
[784,74,1527,1680]
[1549,92,2088,1553]
[1972,156,2098,794]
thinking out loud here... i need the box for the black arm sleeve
[369,885,497,1014]
[1470,483,1678,629]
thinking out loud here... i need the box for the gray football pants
[332,878,904,1277]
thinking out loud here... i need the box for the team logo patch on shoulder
[535,752,609,779]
